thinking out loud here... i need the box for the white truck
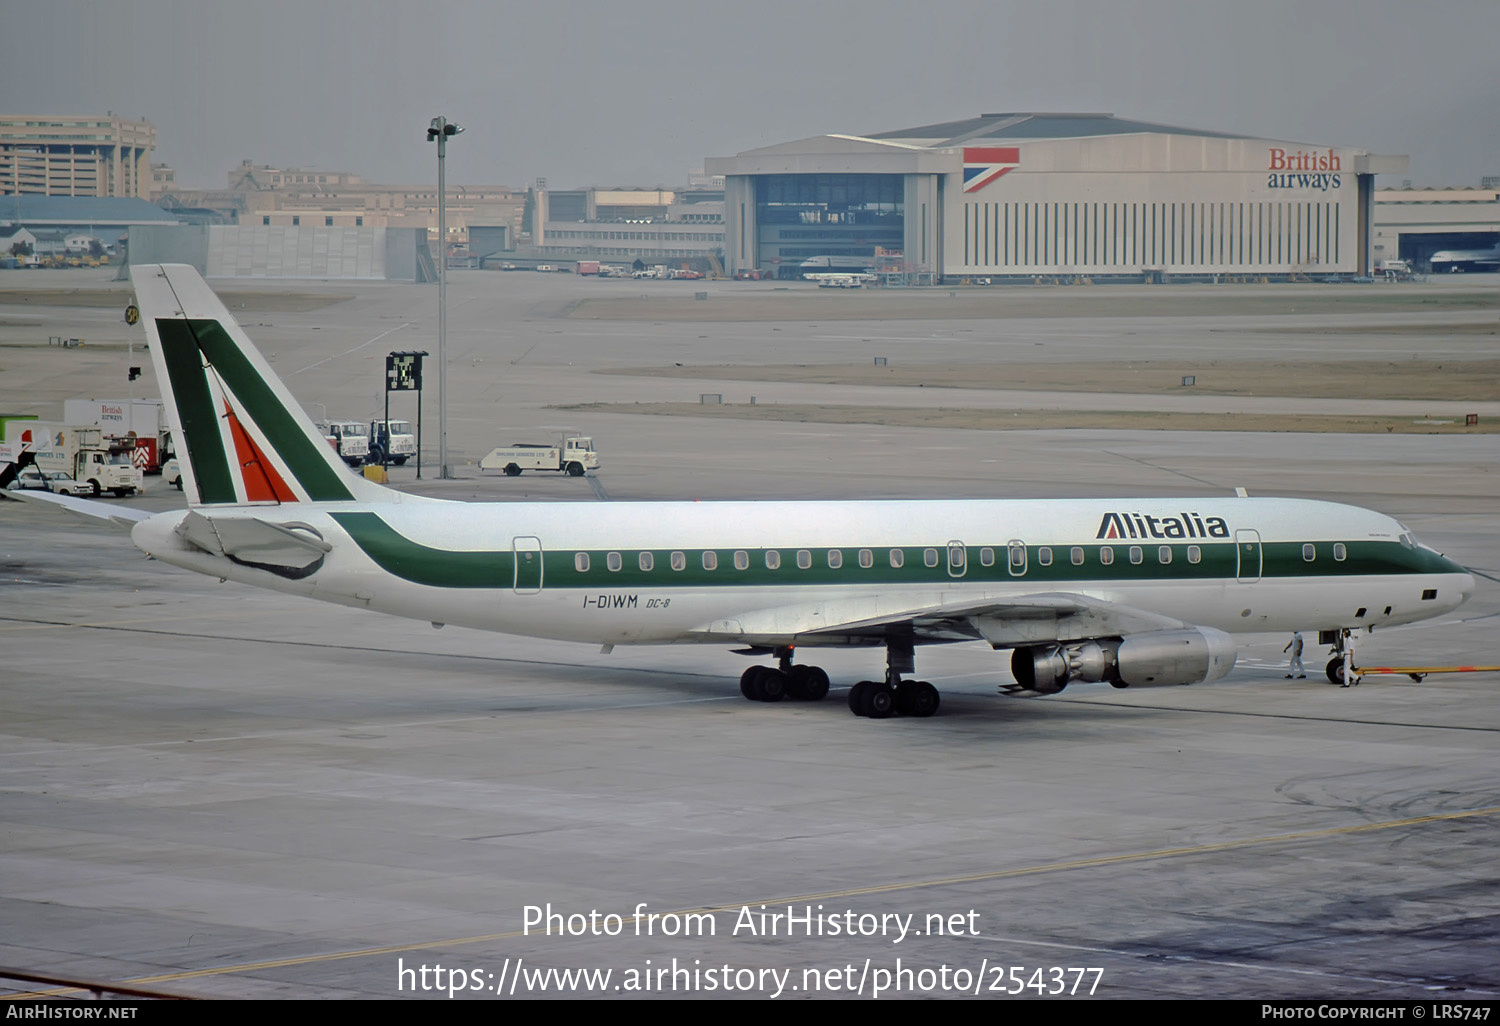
[2,422,142,496]
[315,420,370,467]
[62,398,172,472]
[1376,259,1414,281]
[481,436,599,477]
[368,419,417,465]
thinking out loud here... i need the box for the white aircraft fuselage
[131,495,1471,648]
[114,263,1474,716]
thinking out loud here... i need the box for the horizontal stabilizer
[176,511,331,570]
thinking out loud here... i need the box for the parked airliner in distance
[14,264,1474,719]
[1428,244,1500,273]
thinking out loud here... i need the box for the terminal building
[707,112,1409,281]
[527,186,725,270]
[0,115,157,199]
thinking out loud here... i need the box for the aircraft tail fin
[130,263,399,508]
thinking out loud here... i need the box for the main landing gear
[740,647,831,703]
[848,638,940,719]
[738,640,942,718]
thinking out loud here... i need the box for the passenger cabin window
[980,547,995,567]
[670,551,686,571]
[889,549,904,568]
[1037,546,1052,566]
[734,550,749,570]
[574,552,590,572]
[924,548,939,568]
[764,550,781,570]
[1187,545,1201,564]
[948,544,965,570]
[1100,546,1114,565]
[1333,543,1347,561]
[638,552,654,572]
[1302,544,1315,561]
[1129,546,1143,564]
[607,552,622,572]
[1070,547,1084,566]
[796,549,812,570]
[1158,546,1172,564]
[858,549,872,568]
[829,549,844,569]
[702,551,718,571]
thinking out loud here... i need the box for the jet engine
[1010,628,1237,694]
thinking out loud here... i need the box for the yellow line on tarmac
[1355,665,1500,675]
[13,802,1484,995]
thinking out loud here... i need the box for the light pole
[426,115,462,478]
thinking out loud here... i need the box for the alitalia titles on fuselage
[1096,512,1230,541]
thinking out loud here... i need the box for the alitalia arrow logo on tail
[1097,512,1231,540]
[963,147,1020,192]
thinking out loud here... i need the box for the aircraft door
[1008,539,1027,577]
[947,540,967,578]
[513,536,543,594]
[1235,529,1262,583]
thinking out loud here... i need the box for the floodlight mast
[426,116,463,478]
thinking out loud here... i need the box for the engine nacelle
[1116,627,1237,687]
[1011,628,1237,693]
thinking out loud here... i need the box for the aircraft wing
[2,488,153,528]
[699,591,1188,647]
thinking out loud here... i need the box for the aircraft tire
[758,668,787,702]
[1326,656,1344,685]
[862,682,897,719]
[905,681,940,718]
[740,666,764,701]
[791,665,829,701]
[896,680,920,714]
[848,681,872,715]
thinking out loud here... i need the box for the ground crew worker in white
[1283,631,1305,678]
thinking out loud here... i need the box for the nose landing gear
[1325,629,1361,687]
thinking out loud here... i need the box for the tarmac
[0,267,1496,1000]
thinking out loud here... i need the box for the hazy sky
[2,0,1496,190]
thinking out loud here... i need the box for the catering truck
[480,435,599,477]
[63,398,171,472]
[2,422,142,496]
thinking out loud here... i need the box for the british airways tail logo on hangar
[962,147,1020,192]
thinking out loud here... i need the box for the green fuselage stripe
[186,319,353,502]
[156,319,236,504]
[329,514,1457,592]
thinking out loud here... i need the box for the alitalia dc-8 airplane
[24,264,1475,718]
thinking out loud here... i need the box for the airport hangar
[706,111,1407,282]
